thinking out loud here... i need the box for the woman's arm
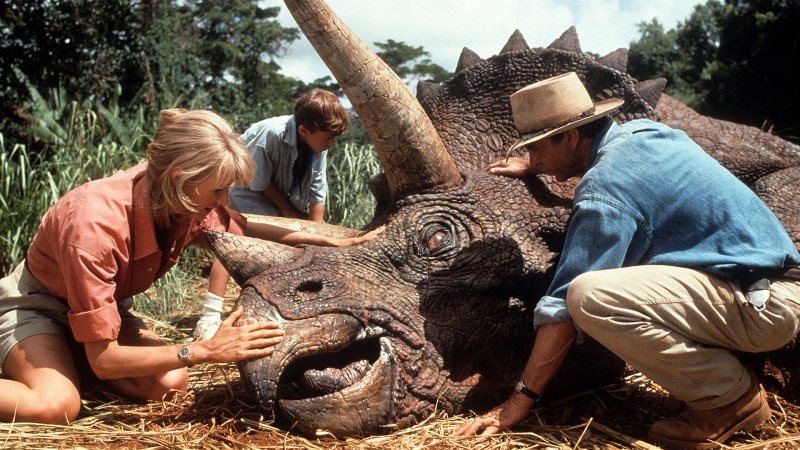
[84,307,282,379]
[246,222,384,247]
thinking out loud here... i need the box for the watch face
[179,345,190,359]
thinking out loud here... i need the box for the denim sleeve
[534,197,645,331]
[309,150,328,204]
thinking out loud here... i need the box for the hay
[4,288,800,449]
[3,361,800,449]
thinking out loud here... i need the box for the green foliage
[0,0,146,134]
[628,1,723,110]
[1,0,304,145]
[628,0,800,142]
[0,81,144,276]
[325,143,382,229]
[375,39,453,89]
[707,0,800,139]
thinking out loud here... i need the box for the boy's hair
[294,89,350,135]
[146,109,254,227]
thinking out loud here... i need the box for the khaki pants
[567,265,800,411]
[0,262,145,371]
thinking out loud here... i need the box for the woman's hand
[195,307,284,364]
[484,157,531,178]
[331,225,387,247]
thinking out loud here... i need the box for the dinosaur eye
[414,219,461,260]
[426,230,449,252]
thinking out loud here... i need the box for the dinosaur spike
[416,80,439,100]
[455,47,482,73]
[634,78,667,108]
[597,48,629,72]
[547,26,582,53]
[500,29,529,54]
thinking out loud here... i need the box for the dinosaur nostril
[297,280,324,293]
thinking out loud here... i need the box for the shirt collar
[284,115,298,147]
[587,120,617,168]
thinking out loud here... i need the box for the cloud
[269,0,703,82]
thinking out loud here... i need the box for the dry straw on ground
[4,318,800,449]
[4,364,800,449]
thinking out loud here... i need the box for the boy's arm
[262,184,303,219]
[308,203,325,222]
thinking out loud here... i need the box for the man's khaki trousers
[568,265,800,410]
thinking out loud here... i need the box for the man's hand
[454,393,534,441]
[484,157,531,178]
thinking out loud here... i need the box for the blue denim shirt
[229,115,328,215]
[534,119,800,329]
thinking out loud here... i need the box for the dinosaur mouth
[277,331,386,399]
[277,334,395,436]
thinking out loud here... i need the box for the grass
[325,142,382,229]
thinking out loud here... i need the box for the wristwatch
[178,344,192,366]
[514,379,541,401]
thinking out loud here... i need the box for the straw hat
[506,72,624,155]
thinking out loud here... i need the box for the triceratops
[207,0,800,437]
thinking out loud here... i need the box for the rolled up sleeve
[63,245,122,342]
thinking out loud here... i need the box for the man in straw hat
[455,72,800,449]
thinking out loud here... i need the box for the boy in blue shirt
[194,89,350,341]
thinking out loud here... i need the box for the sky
[268,0,705,83]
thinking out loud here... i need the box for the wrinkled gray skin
[207,1,800,438]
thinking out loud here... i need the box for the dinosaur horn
[283,0,463,201]
[204,231,303,285]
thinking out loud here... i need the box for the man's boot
[648,378,771,449]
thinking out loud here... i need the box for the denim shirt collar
[586,120,616,169]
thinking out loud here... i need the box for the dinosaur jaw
[278,336,395,436]
[234,288,397,437]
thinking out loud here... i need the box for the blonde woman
[0,109,284,424]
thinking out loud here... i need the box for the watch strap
[515,379,540,401]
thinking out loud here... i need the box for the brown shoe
[648,379,771,449]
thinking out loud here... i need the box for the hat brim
[506,98,625,157]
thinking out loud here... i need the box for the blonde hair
[146,109,254,227]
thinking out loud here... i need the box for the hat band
[518,105,596,142]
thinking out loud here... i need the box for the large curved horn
[284,0,463,200]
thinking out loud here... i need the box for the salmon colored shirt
[26,162,246,343]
